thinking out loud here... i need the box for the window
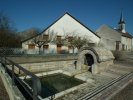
[28,44,35,49]
[122,44,125,50]
[57,44,62,53]
[43,44,49,49]
[116,41,120,50]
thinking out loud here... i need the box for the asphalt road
[111,81,133,100]
[111,51,133,100]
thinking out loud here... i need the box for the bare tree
[32,30,57,54]
[17,27,40,41]
[0,12,20,48]
[60,33,92,53]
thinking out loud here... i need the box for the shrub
[112,50,123,60]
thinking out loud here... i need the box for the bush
[112,50,123,60]
[60,50,69,54]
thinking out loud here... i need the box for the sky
[0,0,133,35]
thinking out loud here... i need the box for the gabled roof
[96,24,121,41]
[22,12,100,43]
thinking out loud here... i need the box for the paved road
[111,81,133,100]
[0,76,9,100]
[111,51,133,100]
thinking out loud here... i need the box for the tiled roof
[116,29,133,39]
[121,32,133,38]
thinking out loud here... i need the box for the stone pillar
[92,64,98,74]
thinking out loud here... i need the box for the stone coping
[6,54,77,64]
[20,70,87,100]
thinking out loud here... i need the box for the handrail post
[33,78,41,100]
[4,58,42,99]
[33,79,37,100]
[12,64,15,85]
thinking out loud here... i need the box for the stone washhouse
[77,46,115,74]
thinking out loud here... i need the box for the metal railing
[0,57,41,100]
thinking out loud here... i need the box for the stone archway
[84,53,94,71]
[77,47,114,74]
[77,49,98,72]
[84,54,94,66]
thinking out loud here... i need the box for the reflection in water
[25,73,84,98]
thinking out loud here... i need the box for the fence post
[33,78,41,100]
[12,64,15,85]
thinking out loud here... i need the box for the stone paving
[56,62,133,100]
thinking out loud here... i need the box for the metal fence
[0,56,42,100]
[0,47,78,57]
[0,47,77,100]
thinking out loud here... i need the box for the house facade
[22,12,100,54]
[116,13,133,50]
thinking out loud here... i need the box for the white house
[22,12,100,54]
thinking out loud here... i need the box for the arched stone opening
[77,47,114,74]
[84,54,94,72]
[77,49,98,72]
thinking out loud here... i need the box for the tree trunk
[39,47,41,55]
[72,47,74,54]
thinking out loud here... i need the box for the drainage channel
[77,72,133,100]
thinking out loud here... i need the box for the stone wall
[7,54,77,73]
[20,60,75,73]
[7,54,77,63]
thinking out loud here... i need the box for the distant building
[96,12,133,51]
[116,12,133,50]
[22,12,100,54]
[96,24,121,50]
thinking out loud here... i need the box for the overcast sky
[0,0,133,35]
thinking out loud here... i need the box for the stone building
[96,12,133,51]
[22,12,100,54]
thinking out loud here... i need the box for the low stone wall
[7,54,77,73]
[20,60,75,73]
[7,54,77,63]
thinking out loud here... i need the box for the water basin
[24,73,85,99]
